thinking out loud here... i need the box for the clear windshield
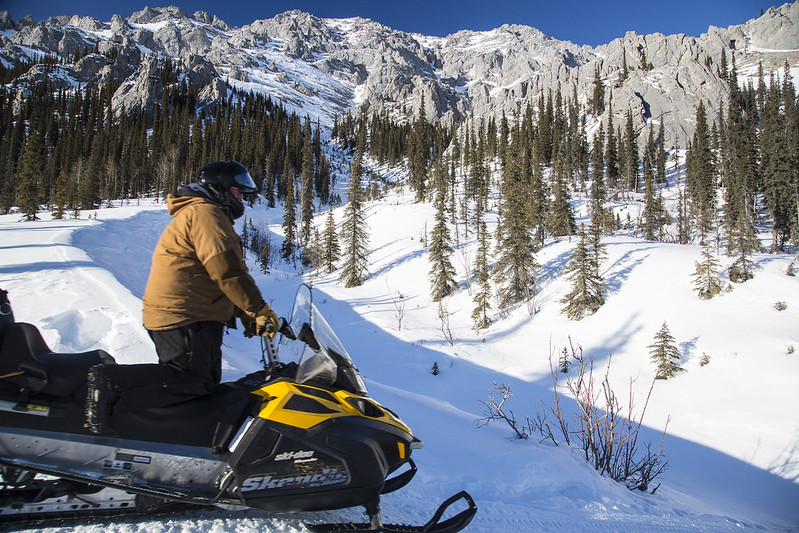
[277,285,367,395]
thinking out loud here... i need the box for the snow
[2,174,799,532]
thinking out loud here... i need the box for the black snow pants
[103,321,224,412]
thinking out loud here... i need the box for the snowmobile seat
[0,322,116,400]
[108,382,261,449]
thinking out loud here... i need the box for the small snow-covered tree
[728,211,759,283]
[692,243,723,299]
[560,224,606,320]
[648,322,683,380]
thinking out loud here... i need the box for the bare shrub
[478,341,669,493]
[438,300,454,346]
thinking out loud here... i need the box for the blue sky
[0,0,786,47]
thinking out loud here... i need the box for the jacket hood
[167,184,228,218]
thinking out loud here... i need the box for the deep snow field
[1,176,798,532]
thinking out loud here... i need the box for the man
[86,161,278,433]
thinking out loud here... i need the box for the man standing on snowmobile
[86,160,278,433]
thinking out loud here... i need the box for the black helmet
[197,160,257,219]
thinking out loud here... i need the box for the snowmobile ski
[307,491,477,533]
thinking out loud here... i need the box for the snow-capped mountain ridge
[1,3,798,143]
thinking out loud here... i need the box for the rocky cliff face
[1,3,797,145]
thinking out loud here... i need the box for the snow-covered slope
[2,164,798,531]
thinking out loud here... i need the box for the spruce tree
[409,97,429,202]
[494,132,539,309]
[591,66,605,115]
[428,182,457,302]
[51,168,68,220]
[605,114,620,190]
[728,210,759,283]
[299,120,315,246]
[761,66,796,251]
[281,159,297,262]
[656,118,667,184]
[321,207,340,273]
[642,152,659,241]
[338,152,370,288]
[692,242,723,299]
[560,224,606,320]
[648,322,683,379]
[15,133,43,221]
[589,122,606,220]
[685,101,716,241]
[621,110,639,193]
[547,151,576,238]
[471,221,492,331]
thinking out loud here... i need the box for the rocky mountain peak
[0,3,796,144]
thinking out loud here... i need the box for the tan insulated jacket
[142,191,264,331]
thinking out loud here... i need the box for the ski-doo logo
[274,450,315,462]
[240,468,348,492]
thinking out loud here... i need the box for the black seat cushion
[109,383,259,448]
[0,323,116,398]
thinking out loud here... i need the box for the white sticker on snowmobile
[228,416,255,453]
[103,459,133,471]
[115,452,151,464]
[240,468,348,492]
[274,450,315,462]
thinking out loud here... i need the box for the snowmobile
[0,285,476,531]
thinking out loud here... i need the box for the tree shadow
[603,243,657,294]
[0,260,97,275]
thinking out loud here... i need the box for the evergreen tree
[761,65,797,251]
[721,73,758,257]
[338,151,370,287]
[471,220,492,331]
[408,97,429,202]
[428,182,457,302]
[590,66,605,115]
[728,210,759,283]
[15,133,43,221]
[685,101,716,240]
[281,157,297,262]
[589,122,606,220]
[621,48,629,81]
[605,114,620,190]
[560,224,606,320]
[494,131,539,309]
[299,120,315,246]
[692,242,723,299]
[648,322,684,379]
[51,168,68,220]
[621,110,639,193]
[321,206,341,273]
[655,118,667,184]
[641,151,659,240]
[547,150,576,238]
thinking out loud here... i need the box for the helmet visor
[232,171,257,194]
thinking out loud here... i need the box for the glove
[254,303,280,339]
[239,312,256,338]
